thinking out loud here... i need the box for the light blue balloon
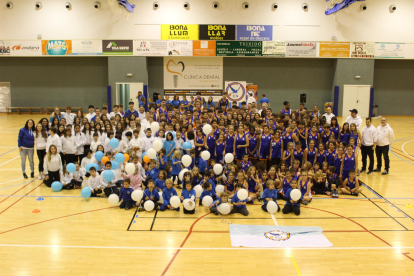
[92,163,99,171]
[81,187,92,198]
[85,163,93,173]
[115,153,125,164]
[183,142,191,150]
[111,161,120,170]
[66,163,76,173]
[51,181,63,192]
[109,138,119,149]
[95,151,104,161]
[103,170,114,182]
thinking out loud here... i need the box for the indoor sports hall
[1,0,414,275]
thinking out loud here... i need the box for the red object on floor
[32,209,40,213]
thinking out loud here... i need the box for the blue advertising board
[236,25,273,41]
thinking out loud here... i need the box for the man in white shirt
[374,117,394,175]
[59,106,76,125]
[110,105,122,118]
[345,109,363,130]
[102,107,111,120]
[361,117,377,174]
[258,102,268,117]
[141,112,151,133]
[138,106,146,122]
[85,105,96,122]
[322,107,335,124]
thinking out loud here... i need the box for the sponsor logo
[46,40,68,55]
[12,44,40,51]
[106,41,130,51]
[226,82,246,102]
[0,41,10,54]
[264,230,291,241]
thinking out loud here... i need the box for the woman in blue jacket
[18,119,36,179]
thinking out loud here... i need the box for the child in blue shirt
[261,181,280,213]
[199,172,216,191]
[160,179,180,211]
[209,192,228,215]
[118,179,135,210]
[198,156,207,174]
[199,181,217,206]
[171,150,182,185]
[181,182,196,214]
[230,183,249,216]
[140,180,160,210]
[155,170,167,192]
[282,179,303,216]
[163,132,176,166]
[145,160,159,187]
[157,148,167,171]
[207,159,216,172]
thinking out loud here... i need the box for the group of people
[16,92,395,215]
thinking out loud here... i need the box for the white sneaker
[38,173,42,180]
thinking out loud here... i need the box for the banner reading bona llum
[161,25,199,40]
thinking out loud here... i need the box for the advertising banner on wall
[163,57,223,90]
[0,41,11,56]
[9,40,41,56]
[193,41,216,56]
[225,81,247,107]
[246,84,258,102]
[262,41,286,57]
[167,41,193,56]
[375,42,405,58]
[350,42,375,58]
[72,40,102,55]
[286,42,318,57]
[236,25,273,41]
[199,25,236,41]
[134,40,168,56]
[102,40,133,55]
[164,90,222,98]
[42,40,72,56]
[319,42,350,57]
[161,24,199,40]
[216,41,262,56]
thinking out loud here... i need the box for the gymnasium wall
[1,0,414,42]
[374,60,414,116]
[0,57,108,111]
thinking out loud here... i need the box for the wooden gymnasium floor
[0,114,414,276]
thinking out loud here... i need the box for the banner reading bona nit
[236,25,273,41]
[199,25,236,40]
[161,25,199,40]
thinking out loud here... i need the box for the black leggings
[44,170,60,187]
[283,204,300,215]
[37,149,46,172]
[172,174,178,184]
[65,154,76,165]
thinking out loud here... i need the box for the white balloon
[218,203,231,215]
[215,184,225,194]
[179,168,189,181]
[147,148,156,159]
[213,164,223,175]
[170,196,181,208]
[150,122,160,133]
[237,188,248,201]
[182,154,192,167]
[194,185,203,198]
[202,196,213,207]
[201,150,210,161]
[131,190,143,202]
[158,191,164,204]
[108,194,119,206]
[153,140,163,151]
[203,124,212,135]
[144,200,155,211]
[290,189,302,201]
[183,199,196,211]
[224,153,234,163]
[125,163,136,175]
[266,201,278,214]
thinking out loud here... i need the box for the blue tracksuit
[119,187,134,202]
[284,188,304,207]
[232,193,247,210]
[198,157,207,173]
[200,189,217,205]
[143,188,160,203]
[155,179,166,190]
[160,187,179,211]
[146,168,159,181]
[181,189,196,201]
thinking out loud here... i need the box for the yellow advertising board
[161,24,199,40]
[319,42,350,57]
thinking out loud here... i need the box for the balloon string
[215,202,233,225]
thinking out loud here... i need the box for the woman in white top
[82,122,92,154]
[43,145,62,187]
[61,128,76,165]
[73,124,86,164]
[34,123,48,180]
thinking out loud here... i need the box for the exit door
[342,85,371,118]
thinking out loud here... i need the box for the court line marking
[0,244,414,250]
[290,254,302,276]
[270,213,278,226]
[402,139,414,158]
[0,179,37,204]
[0,156,20,167]
[0,183,42,215]
[0,177,25,185]
[0,148,17,156]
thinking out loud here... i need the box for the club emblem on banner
[226,82,246,102]
[264,230,291,241]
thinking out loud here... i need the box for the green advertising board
[216,41,262,56]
